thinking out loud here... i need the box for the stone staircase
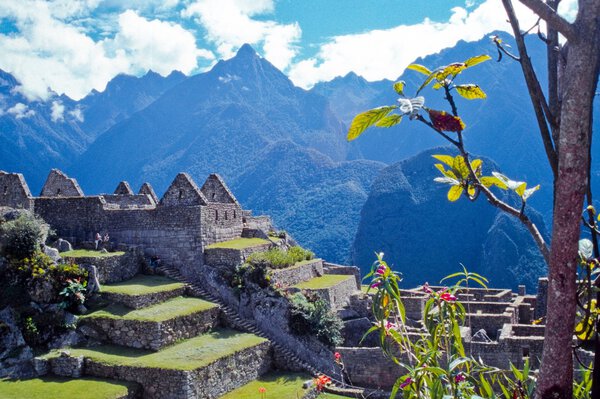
[41,273,277,398]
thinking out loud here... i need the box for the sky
[0,0,578,101]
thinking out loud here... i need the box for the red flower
[370,281,382,289]
[454,373,466,383]
[315,375,331,391]
[334,352,342,362]
[400,377,413,389]
[440,292,457,302]
[428,109,466,132]
[258,386,267,393]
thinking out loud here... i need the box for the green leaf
[393,81,405,95]
[515,182,527,197]
[375,114,403,128]
[347,106,397,141]
[480,176,507,189]
[464,54,492,68]
[455,84,487,99]
[470,158,483,173]
[407,63,432,76]
[359,325,379,344]
[432,81,443,90]
[447,185,463,201]
[432,154,455,168]
[453,155,470,179]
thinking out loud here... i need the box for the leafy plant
[246,246,314,269]
[59,277,87,311]
[288,291,343,347]
[0,213,49,260]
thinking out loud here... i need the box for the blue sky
[0,0,577,101]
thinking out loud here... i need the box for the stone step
[294,274,358,310]
[51,330,272,399]
[81,297,220,350]
[100,274,187,309]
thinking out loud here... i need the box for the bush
[246,246,314,269]
[0,213,49,260]
[288,292,343,347]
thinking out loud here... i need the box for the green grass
[101,275,185,296]
[83,296,216,322]
[294,275,354,290]
[0,377,136,399]
[60,249,125,258]
[60,330,267,371]
[219,372,311,398]
[205,237,270,250]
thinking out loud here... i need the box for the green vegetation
[0,212,49,260]
[288,292,343,347]
[83,296,216,322]
[60,249,125,258]
[0,377,136,399]
[246,246,314,269]
[220,372,312,398]
[294,275,352,290]
[101,275,185,296]
[60,330,267,370]
[205,237,270,249]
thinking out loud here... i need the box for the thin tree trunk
[535,2,600,396]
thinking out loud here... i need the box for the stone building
[0,169,266,275]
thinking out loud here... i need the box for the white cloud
[50,100,65,122]
[557,0,578,22]
[288,0,540,88]
[0,1,212,100]
[182,0,301,70]
[7,102,35,119]
[69,107,84,122]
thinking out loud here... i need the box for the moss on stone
[0,377,136,399]
[83,296,217,322]
[60,249,125,258]
[62,330,267,371]
[294,275,354,290]
[205,237,269,250]
[101,275,185,296]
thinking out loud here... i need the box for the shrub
[0,213,49,260]
[246,246,314,270]
[288,291,343,347]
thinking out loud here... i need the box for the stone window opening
[178,190,183,200]
[225,211,228,220]
[56,188,61,196]
[3,186,7,195]
[212,192,216,200]
[233,210,236,219]
[522,347,529,358]
[215,209,218,220]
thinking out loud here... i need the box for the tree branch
[502,0,559,179]
[517,0,577,41]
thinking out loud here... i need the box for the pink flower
[454,373,466,383]
[400,377,412,389]
[422,282,432,294]
[334,352,342,362]
[375,265,387,275]
[440,292,457,302]
[385,320,398,330]
[370,281,382,289]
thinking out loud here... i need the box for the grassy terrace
[59,330,267,371]
[83,297,216,322]
[101,275,185,296]
[60,249,125,258]
[0,377,136,399]
[220,372,311,398]
[294,275,354,290]
[205,237,270,250]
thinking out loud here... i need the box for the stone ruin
[0,169,583,396]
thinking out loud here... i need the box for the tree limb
[517,0,577,41]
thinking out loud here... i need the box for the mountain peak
[236,43,258,58]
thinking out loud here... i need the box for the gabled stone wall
[0,171,33,210]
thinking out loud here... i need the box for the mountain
[0,69,88,191]
[77,70,186,138]
[351,148,549,290]
[231,140,385,263]
[312,33,600,223]
[70,44,348,195]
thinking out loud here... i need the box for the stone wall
[40,169,84,197]
[81,305,220,350]
[0,171,33,210]
[309,276,358,310]
[323,262,361,290]
[102,194,155,209]
[335,347,405,389]
[69,250,141,284]
[270,259,324,287]
[204,243,271,271]
[101,286,187,309]
[82,341,272,399]
[200,203,244,245]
